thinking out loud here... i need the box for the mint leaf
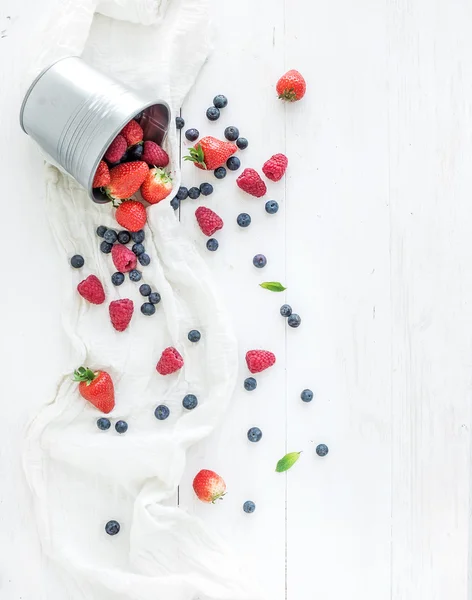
[259,282,287,292]
[275,451,301,472]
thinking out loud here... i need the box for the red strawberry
[156,347,184,375]
[104,135,127,163]
[192,470,226,503]
[93,160,110,188]
[276,69,306,102]
[142,141,169,167]
[109,299,134,332]
[236,168,267,197]
[105,161,149,200]
[77,275,105,305]
[121,120,143,146]
[195,206,223,236]
[111,244,137,272]
[245,350,276,373]
[115,199,147,232]
[140,168,173,205]
[184,136,237,170]
[262,153,288,182]
[73,367,115,413]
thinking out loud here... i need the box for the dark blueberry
[176,116,185,130]
[97,417,111,430]
[96,225,107,238]
[170,197,180,211]
[280,304,292,317]
[253,254,267,268]
[226,156,241,171]
[100,240,113,254]
[108,161,121,168]
[206,238,219,251]
[115,420,128,434]
[199,182,213,196]
[188,329,201,342]
[111,272,125,286]
[237,213,251,228]
[185,128,199,142]
[243,501,256,514]
[265,200,279,214]
[213,94,228,109]
[214,167,226,179]
[188,187,200,200]
[125,143,143,161]
[129,269,142,282]
[103,229,118,244]
[288,314,301,328]
[139,283,151,296]
[301,389,314,402]
[206,106,220,121]
[155,404,170,420]
[316,443,329,457]
[149,292,161,304]
[247,427,262,443]
[182,394,198,410]
[105,520,120,535]
[244,377,257,391]
[70,254,84,268]
[236,137,248,150]
[138,253,151,266]
[141,302,156,316]
[176,186,189,200]
[132,243,145,256]
[224,126,239,141]
[131,230,145,243]
[118,230,131,244]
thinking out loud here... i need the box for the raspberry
[236,168,267,197]
[77,275,105,305]
[121,120,143,146]
[195,207,223,237]
[104,135,127,163]
[245,350,276,374]
[156,347,184,375]
[111,245,137,273]
[93,161,110,188]
[142,141,169,167]
[262,154,288,182]
[109,299,134,332]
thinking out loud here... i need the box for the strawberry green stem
[73,367,97,385]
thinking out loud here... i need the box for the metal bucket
[20,56,170,204]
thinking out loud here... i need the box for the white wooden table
[2,1,472,599]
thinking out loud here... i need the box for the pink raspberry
[142,141,169,167]
[111,245,137,273]
[104,135,127,163]
[156,347,184,375]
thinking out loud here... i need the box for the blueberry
[280,304,292,317]
[70,254,84,268]
[206,106,220,121]
[188,329,201,342]
[206,238,219,251]
[111,272,125,286]
[100,240,113,254]
[118,230,131,244]
[224,126,239,141]
[185,128,199,142]
[105,520,120,536]
[237,213,251,228]
[301,389,314,402]
[103,229,118,244]
[213,95,228,109]
[265,200,279,214]
[176,186,189,200]
[131,230,145,243]
[288,314,301,328]
[176,116,185,129]
[226,156,241,171]
[155,404,170,420]
[115,420,128,434]
[236,137,248,150]
[96,225,107,238]
[129,269,142,282]
[243,500,256,513]
[138,253,151,266]
[139,283,151,296]
[244,377,257,391]
[188,187,200,200]
[199,182,213,196]
[141,302,156,316]
[125,143,143,161]
[132,243,145,256]
[149,292,161,304]
[316,444,329,457]
[182,394,198,410]
[97,417,111,430]
[253,254,267,268]
[170,197,180,211]
[247,427,262,443]
[214,167,226,179]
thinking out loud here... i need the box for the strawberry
[106,162,149,200]
[121,120,143,146]
[195,206,223,236]
[77,275,105,305]
[245,350,276,373]
[184,136,237,170]
[93,160,110,188]
[142,141,169,167]
[262,153,288,182]
[104,135,127,163]
[140,168,173,205]
[109,299,134,332]
[236,168,267,197]
[193,470,226,503]
[73,367,115,413]
[276,69,306,102]
[156,347,184,375]
[111,244,137,272]
[115,199,147,232]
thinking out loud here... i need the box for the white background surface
[2,1,472,599]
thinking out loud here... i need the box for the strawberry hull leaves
[275,451,301,472]
[184,144,207,169]
[259,282,287,292]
